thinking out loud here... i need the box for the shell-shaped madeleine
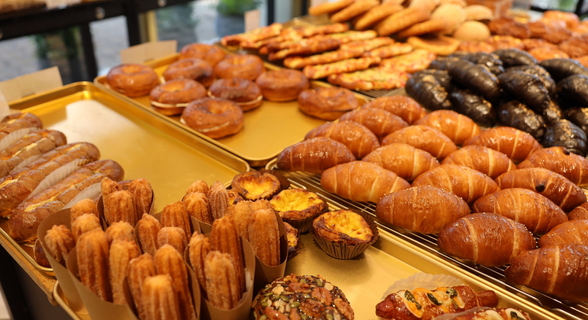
[161,201,191,238]
[44,225,75,264]
[77,229,111,302]
[109,240,141,304]
[183,192,212,224]
[157,227,188,254]
[141,275,182,320]
[211,216,245,292]
[137,214,161,256]
[128,178,153,215]
[208,181,229,221]
[188,234,210,292]
[72,213,101,243]
[154,245,195,320]
[128,254,157,320]
[105,221,135,244]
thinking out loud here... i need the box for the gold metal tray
[3,82,249,276]
[266,159,586,320]
[94,54,370,167]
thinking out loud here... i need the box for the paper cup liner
[312,209,379,260]
[380,273,465,300]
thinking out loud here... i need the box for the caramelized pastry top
[313,210,373,244]
[231,171,281,200]
[270,188,327,221]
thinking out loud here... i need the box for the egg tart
[270,188,327,233]
[313,210,378,259]
[231,171,281,201]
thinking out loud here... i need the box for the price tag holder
[120,40,177,64]
[245,9,261,32]
[45,0,81,9]
[0,67,63,103]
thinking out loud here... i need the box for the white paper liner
[434,307,490,320]
[0,128,35,152]
[13,154,41,171]
[63,183,102,209]
[26,159,86,200]
[380,273,465,300]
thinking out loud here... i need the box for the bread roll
[362,143,439,181]
[363,96,427,124]
[277,137,355,174]
[340,108,409,141]
[518,146,588,186]
[415,110,481,145]
[382,125,458,160]
[569,202,588,220]
[431,4,466,34]
[453,21,491,41]
[305,121,380,159]
[442,145,515,179]
[539,220,588,247]
[464,127,542,162]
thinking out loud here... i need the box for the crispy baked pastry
[227,189,243,205]
[456,40,495,53]
[208,181,230,221]
[331,0,378,23]
[376,186,470,234]
[104,190,138,227]
[284,48,363,69]
[496,168,587,211]
[355,3,404,30]
[438,213,535,267]
[303,56,381,80]
[269,37,341,61]
[309,0,353,16]
[363,143,440,181]
[488,16,530,39]
[154,245,196,320]
[376,7,430,36]
[529,47,569,61]
[222,23,283,47]
[141,274,182,320]
[183,191,212,224]
[211,216,245,292]
[0,112,42,141]
[569,202,588,220]
[34,239,50,268]
[453,21,491,41]
[253,274,354,320]
[305,121,380,159]
[362,43,414,59]
[379,49,437,73]
[313,210,373,245]
[376,285,498,320]
[137,213,161,256]
[277,137,356,174]
[186,180,208,194]
[485,35,524,50]
[397,19,448,38]
[442,145,515,179]
[70,198,99,227]
[249,209,281,266]
[284,222,299,258]
[128,178,152,215]
[415,110,481,145]
[105,221,134,244]
[157,227,188,254]
[363,96,426,124]
[161,201,191,238]
[506,244,588,301]
[539,220,588,247]
[518,147,588,186]
[270,188,327,233]
[340,108,408,141]
[226,201,254,240]
[405,35,459,57]
[231,171,281,201]
[205,251,242,310]
[188,233,210,292]
[464,127,542,163]
[127,254,157,320]
[77,229,111,301]
[382,125,457,160]
[101,177,122,224]
[72,213,101,243]
[44,225,75,264]
[109,240,141,304]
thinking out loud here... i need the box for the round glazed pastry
[214,54,266,81]
[106,64,160,97]
[163,58,215,87]
[179,43,226,66]
[150,79,207,116]
[208,78,263,111]
[181,98,244,139]
[256,69,309,102]
[252,274,355,320]
[298,87,358,120]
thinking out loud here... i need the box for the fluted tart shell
[231,171,281,201]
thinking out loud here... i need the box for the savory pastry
[183,191,212,224]
[214,54,265,81]
[379,49,437,73]
[207,78,263,112]
[362,143,439,181]
[157,227,188,254]
[284,222,299,258]
[161,201,191,238]
[518,147,588,186]
[269,37,341,61]
[544,120,587,156]
[181,98,244,139]
[141,274,182,320]
[179,43,226,66]
[355,2,404,30]
[331,0,378,23]
[327,67,410,91]
[297,87,358,121]
[104,190,138,227]
[448,60,500,102]
[186,180,208,195]
[321,161,410,203]
[109,240,141,305]
[376,285,498,320]
[442,145,515,179]
[205,251,242,310]
[163,58,214,86]
[136,213,161,256]
[569,202,588,220]
[0,113,42,142]
[77,229,111,301]
[70,198,99,226]
[284,48,364,69]
[397,19,448,38]
[362,96,426,124]
[248,209,281,266]
[505,244,588,301]
[277,137,356,174]
[362,43,414,59]
[231,171,281,201]
[438,213,535,266]
[154,245,196,320]
[305,121,380,159]
[496,168,587,212]
[376,186,470,234]
[303,56,381,80]
[270,188,327,233]
[382,125,457,160]
[339,108,408,141]
[415,110,481,145]
[222,23,283,47]
[256,69,308,102]
[150,79,207,116]
[313,210,373,244]
[106,64,159,97]
[211,216,245,291]
[539,220,588,247]
[127,254,157,320]
[463,127,542,163]
[208,181,230,220]
[43,225,75,265]
[252,274,354,320]
[405,35,460,56]
[498,101,546,140]
[309,0,354,15]
[376,7,431,36]
[188,233,210,292]
[9,160,124,242]
[72,213,102,243]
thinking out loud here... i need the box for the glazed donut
[179,43,226,66]
[106,64,159,97]
[150,79,207,116]
[256,69,309,102]
[181,98,244,139]
[214,55,266,81]
[163,58,215,87]
[208,78,263,111]
[297,87,358,120]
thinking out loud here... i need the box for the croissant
[382,125,458,160]
[473,188,567,234]
[495,168,587,212]
[376,186,470,234]
[305,121,380,159]
[362,143,440,181]
[339,108,409,141]
[539,220,588,247]
[505,244,588,301]
[277,137,356,174]
[321,161,410,203]
[442,145,516,179]
[438,213,536,267]
[362,95,427,124]
[569,202,588,220]
[415,110,481,145]
[518,146,588,186]
[463,126,542,162]
[412,164,500,205]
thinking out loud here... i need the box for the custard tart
[231,171,281,201]
[313,210,378,259]
[270,188,327,233]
